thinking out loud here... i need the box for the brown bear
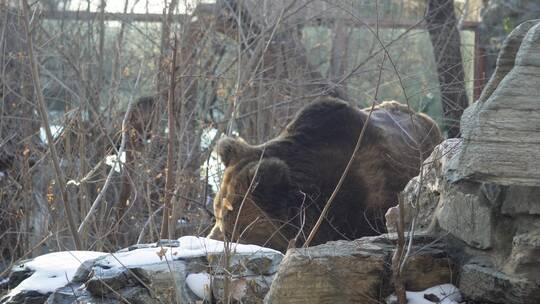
[207,98,441,251]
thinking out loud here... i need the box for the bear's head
[207,137,298,251]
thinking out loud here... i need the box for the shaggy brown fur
[208,98,442,251]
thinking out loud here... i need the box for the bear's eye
[222,198,234,211]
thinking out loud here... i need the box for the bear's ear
[216,136,256,167]
[249,158,292,201]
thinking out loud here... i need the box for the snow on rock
[3,237,283,304]
[186,272,211,300]
[96,236,281,268]
[386,284,461,304]
[176,235,281,256]
[4,251,106,298]
[85,237,283,303]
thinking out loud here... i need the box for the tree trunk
[426,0,469,138]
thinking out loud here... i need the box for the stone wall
[397,138,540,303]
[394,20,540,303]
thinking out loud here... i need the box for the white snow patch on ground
[386,284,461,304]
[186,272,212,300]
[98,236,281,268]
[5,251,106,298]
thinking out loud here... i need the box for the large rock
[264,235,455,303]
[396,138,540,252]
[459,263,540,304]
[390,135,540,302]
[503,230,540,284]
[435,180,495,250]
[450,20,540,186]
[391,138,462,233]
[391,138,496,250]
[500,186,540,215]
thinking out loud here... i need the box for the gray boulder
[450,20,540,186]
[264,235,455,303]
[459,263,540,304]
[389,138,462,234]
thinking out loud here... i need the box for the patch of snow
[39,125,63,145]
[105,151,126,173]
[99,236,281,268]
[177,236,281,256]
[5,251,106,298]
[186,272,211,300]
[200,128,217,150]
[386,284,461,304]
